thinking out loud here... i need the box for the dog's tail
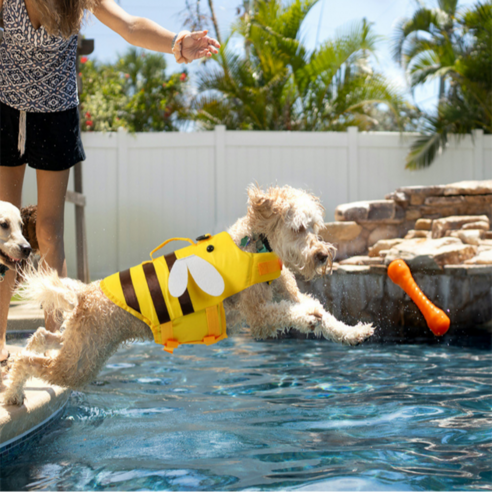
[17,261,84,316]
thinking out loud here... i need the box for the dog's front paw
[2,388,25,406]
[307,313,323,331]
[291,305,323,332]
[342,322,375,345]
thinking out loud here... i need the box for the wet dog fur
[3,185,374,406]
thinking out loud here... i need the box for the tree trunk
[438,76,445,103]
[207,0,222,45]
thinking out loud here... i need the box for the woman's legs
[0,165,27,363]
[36,168,70,332]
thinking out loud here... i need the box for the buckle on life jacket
[203,334,220,345]
[163,339,180,354]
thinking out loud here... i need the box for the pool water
[1,335,491,491]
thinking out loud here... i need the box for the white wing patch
[168,255,225,298]
[168,258,189,298]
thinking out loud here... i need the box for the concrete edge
[0,345,71,462]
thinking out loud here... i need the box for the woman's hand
[176,30,221,64]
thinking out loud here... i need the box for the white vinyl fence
[21,127,492,279]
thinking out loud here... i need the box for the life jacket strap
[161,321,174,346]
[162,304,225,353]
[204,305,220,344]
[258,258,283,276]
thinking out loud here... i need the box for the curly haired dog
[3,185,374,406]
[0,202,33,274]
[0,201,33,372]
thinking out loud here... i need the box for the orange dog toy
[387,259,450,336]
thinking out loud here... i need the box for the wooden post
[65,37,94,283]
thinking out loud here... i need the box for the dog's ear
[21,205,39,253]
[247,185,275,220]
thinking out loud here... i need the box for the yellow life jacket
[100,232,282,353]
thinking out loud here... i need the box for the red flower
[80,56,88,64]
[78,72,82,77]
[180,73,187,82]
[85,111,91,119]
[125,73,130,79]
[162,82,167,88]
[86,120,93,127]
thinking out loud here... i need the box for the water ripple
[3,336,491,491]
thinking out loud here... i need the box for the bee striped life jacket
[100,232,282,353]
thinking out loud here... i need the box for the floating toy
[387,259,450,336]
[101,232,282,353]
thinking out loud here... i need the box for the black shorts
[0,100,86,171]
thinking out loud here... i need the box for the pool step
[0,345,70,463]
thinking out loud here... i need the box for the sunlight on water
[1,335,491,491]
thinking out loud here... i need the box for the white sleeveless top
[0,0,79,112]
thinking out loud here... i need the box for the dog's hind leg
[3,353,52,406]
[25,327,63,353]
[3,337,108,406]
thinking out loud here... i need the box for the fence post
[215,125,226,231]
[347,126,359,203]
[116,127,128,269]
[472,129,484,181]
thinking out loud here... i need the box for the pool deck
[7,301,45,334]
[0,303,69,462]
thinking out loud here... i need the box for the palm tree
[397,1,492,168]
[192,0,404,131]
[181,0,223,44]
[392,0,462,103]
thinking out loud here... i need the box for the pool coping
[0,345,71,463]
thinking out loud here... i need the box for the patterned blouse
[0,0,78,112]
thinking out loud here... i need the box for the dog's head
[0,201,32,271]
[247,185,336,281]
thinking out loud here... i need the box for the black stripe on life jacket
[165,252,195,316]
[142,262,171,325]
[120,269,141,314]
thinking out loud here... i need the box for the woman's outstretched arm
[93,0,220,61]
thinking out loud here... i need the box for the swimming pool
[1,334,491,491]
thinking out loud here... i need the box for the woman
[0,0,220,366]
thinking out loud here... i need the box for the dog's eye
[0,222,9,230]
[297,225,306,233]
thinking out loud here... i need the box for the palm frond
[437,0,459,16]
[406,131,447,169]
[391,7,446,64]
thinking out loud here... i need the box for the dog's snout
[316,252,329,264]
[21,244,32,258]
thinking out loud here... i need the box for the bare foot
[0,346,9,365]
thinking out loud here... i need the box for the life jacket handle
[150,237,195,260]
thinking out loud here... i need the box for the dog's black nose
[21,245,32,258]
[316,252,329,263]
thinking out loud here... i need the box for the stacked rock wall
[313,180,492,331]
[323,180,492,264]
